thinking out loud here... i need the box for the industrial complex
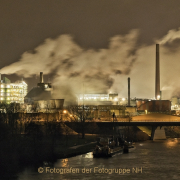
[0,75,27,104]
[0,44,177,117]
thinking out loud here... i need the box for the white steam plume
[159,27,180,44]
[0,30,139,102]
[2,27,180,101]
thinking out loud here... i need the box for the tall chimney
[40,72,43,83]
[128,77,130,106]
[155,44,160,100]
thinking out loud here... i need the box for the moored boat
[93,137,123,157]
[93,136,136,157]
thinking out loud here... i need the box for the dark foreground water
[18,139,180,180]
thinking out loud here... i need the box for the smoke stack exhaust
[40,72,43,83]
[128,77,130,106]
[155,44,160,100]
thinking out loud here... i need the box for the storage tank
[49,99,56,109]
[54,99,64,109]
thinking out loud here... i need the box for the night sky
[1,0,180,100]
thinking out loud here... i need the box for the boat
[93,136,135,157]
[93,137,123,157]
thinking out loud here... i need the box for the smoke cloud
[107,27,180,100]
[0,30,139,102]
[1,27,180,101]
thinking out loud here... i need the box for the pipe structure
[40,72,44,83]
[128,77,130,106]
[155,44,160,100]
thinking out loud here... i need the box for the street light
[58,109,67,121]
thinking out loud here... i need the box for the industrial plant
[74,44,172,118]
[0,44,175,115]
[0,74,27,104]
[24,72,64,113]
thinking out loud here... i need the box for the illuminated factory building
[77,93,119,105]
[0,76,27,104]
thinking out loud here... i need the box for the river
[17,139,180,180]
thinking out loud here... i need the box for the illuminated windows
[0,81,27,103]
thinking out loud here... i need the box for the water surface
[18,139,180,180]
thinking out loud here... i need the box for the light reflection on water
[61,158,69,167]
[18,139,180,180]
[166,138,178,148]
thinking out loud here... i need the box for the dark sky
[1,0,180,99]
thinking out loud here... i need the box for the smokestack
[40,72,43,83]
[128,77,130,106]
[155,44,160,100]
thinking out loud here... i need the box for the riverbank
[55,141,97,159]
[0,134,98,178]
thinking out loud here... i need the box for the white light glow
[157,95,160,100]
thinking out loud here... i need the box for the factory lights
[0,80,27,103]
[157,95,160,100]
[114,98,118,101]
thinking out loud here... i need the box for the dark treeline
[0,103,66,179]
[0,103,102,179]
